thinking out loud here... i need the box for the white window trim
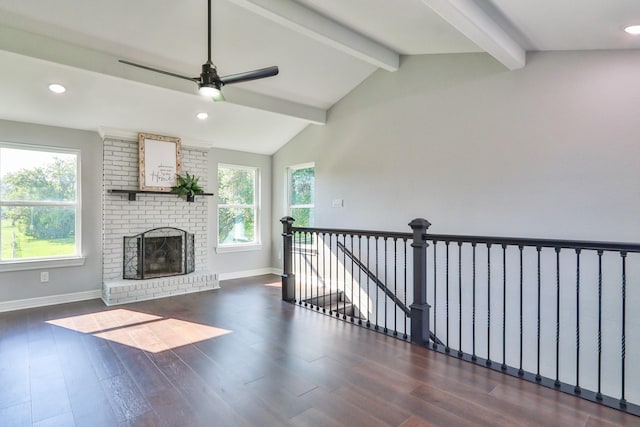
[216,163,260,251]
[286,162,315,225]
[0,142,82,268]
[215,243,262,254]
[0,256,86,272]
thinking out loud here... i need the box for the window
[0,143,80,263]
[217,164,259,250]
[288,163,314,227]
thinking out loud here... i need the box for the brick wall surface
[102,137,216,304]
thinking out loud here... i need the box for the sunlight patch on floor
[264,280,281,287]
[47,308,162,333]
[47,309,232,353]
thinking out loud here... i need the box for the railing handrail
[425,233,640,253]
[292,226,411,240]
[292,226,640,253]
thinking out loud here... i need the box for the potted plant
[171,171,204,202]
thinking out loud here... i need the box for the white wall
[272,50,640,268]
[0,119,102,302]
[208,147,273,277]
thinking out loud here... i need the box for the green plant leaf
[171,171,204,198]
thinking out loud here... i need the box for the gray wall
[208,147,273,275]
[272,50,640,267]
[0,119,103,301]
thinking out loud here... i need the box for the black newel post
[280,216,296,302]
[409,218,431,346]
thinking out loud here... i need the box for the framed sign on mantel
[138,133,182,191]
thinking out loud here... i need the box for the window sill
[216,244,262,254]
[0,256,86,272]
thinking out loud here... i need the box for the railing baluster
[404,238,408,339]
[575,248,581,394]
[536,246,541,381]
[322,233,326,312]
[596,250,603,400]
[358,235,363,325]
[394,237,398,335]
[502,244,507,371]
[343,233,347,319]
[310,232,314,306]
[375,236,379,329]
[330,233,338,315]
[518,245,524,376]
[335,233,344,317]
[367,236,371,328]
[458,242,463,357]
[487,243,492,366]
[316,232,320,311]
[384,236,388,332]
[472,242,477,361]
[350,234,355,322]
[298,231,303,304]
[620,251,627,408]
[433,241,438,349]
[555,247,561,388]
[445,240,450,353]
[308,233,312,307]
[303,232,308,305]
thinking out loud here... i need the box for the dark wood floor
[0,274,637,427]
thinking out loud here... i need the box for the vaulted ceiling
[0,0,639,154]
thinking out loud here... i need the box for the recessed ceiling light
[48,83,66,94]
[624,25,640,35]
[196,112,208,120]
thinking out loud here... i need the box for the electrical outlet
[40,272,49,283]
[332,199,343,208]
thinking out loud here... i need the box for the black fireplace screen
[123,227,195,279]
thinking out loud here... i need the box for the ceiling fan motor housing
[200,62,222,89]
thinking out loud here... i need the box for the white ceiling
[0,0,639,154]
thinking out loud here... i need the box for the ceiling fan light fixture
[198,84,221,97]
[624,25,640,35]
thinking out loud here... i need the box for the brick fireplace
[101,136,218,305]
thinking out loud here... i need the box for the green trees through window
[217,165,258,246]
[0,146,79,260]
[288,164,314,227]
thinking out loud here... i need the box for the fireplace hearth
[123,227,195,280]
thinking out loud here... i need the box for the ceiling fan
[119,0,278,101]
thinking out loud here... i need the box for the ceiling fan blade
[219,66,279,85]
[119,60,199,83]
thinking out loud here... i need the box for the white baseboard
[0,289,103,313]
[219,268,281,281]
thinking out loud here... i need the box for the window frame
[216,163,261,253]
[0,142,84,270]
[287,162,315,228]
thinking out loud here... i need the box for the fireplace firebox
[123,227,195,279]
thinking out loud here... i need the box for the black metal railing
[280,217,640,416]
[282,220,414,338]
